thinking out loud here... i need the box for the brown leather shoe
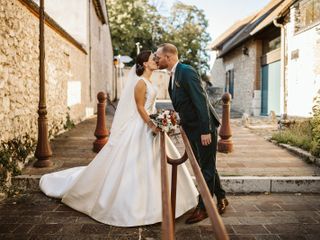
[185,207,208,224]
[217,198,229,215]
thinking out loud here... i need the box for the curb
[221,176,320,193]
[270,140,320,167]
[12,175,320,193]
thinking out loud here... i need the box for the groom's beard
[157,63,168,70]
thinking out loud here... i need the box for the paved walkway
[173,121,320,177]
[1,192,319,239]
[21,101,320,177]
[3,100,320,239]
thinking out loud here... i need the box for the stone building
[0,0,114,142]
[210,0,320,118]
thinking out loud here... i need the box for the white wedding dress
[40,73,198,227]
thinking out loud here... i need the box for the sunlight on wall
[85,107,94,118]
[32,0,88,45]
[67,81,81,107]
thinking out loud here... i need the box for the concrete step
[11,175,320,193]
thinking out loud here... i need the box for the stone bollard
[218,93,233,153]
[93,92,109,153]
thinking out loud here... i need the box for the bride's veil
[109,65,140,139]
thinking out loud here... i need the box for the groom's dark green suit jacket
[169,63,221,137]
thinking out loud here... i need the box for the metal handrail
[160,127,229,240]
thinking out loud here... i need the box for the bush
[311,94,320,157]
[0,134,36,191]
[272,120,313,153]
[272,92,320,158]
[63,111,75,130]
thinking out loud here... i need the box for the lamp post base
[33,159,53,168]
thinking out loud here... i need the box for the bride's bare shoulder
[134,79,147,91]
[135,79,146,87]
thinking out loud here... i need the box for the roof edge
[93,0,107,24]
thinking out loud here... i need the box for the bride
[40,50,198,227]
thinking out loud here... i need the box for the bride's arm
[134,80,159,133]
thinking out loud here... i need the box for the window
[225,69,234,98]
[269,37,281,52]
[262,36,281,54]
[260,26,281,54]
[295,0,320,33]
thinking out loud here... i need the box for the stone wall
[0,0,113,142]
[211,40,259,114]
[210,57,225,89]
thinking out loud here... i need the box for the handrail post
[167,152,188,234]
[159,129,229,240]
[160,132,174,240]
[180,127,229,240]
[170,164,178,231]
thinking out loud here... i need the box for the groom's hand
[201,134,212,146]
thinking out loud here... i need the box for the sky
[159,0,271,42]
[157,0,271,66]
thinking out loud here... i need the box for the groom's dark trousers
[169,63,226,210]
[184,126,225,209]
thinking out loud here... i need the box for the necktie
[169,72,173,90]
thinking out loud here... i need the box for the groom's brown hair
[159,43,178,56]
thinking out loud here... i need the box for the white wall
[286,7,320,117]
[33,0,88,45]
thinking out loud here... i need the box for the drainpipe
[273,17,287,118]
[89,0,92,102]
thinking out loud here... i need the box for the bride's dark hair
[135,50,152,76]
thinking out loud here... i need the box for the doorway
[261,60,281,116]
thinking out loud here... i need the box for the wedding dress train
[40,77,198,227]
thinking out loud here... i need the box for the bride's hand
[151,125,161,135]
[147,120,160,135]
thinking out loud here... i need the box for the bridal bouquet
[149,109,178,134]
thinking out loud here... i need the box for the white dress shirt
[170,61,179,90]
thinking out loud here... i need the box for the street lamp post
[34,0,53,168]
[135,42,141,55]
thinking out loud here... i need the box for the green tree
[106,0,163,59]
[162,2,211,76]
[106,1,212,75]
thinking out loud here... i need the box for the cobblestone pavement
[0,192,319,239]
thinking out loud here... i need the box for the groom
[155,43,228,224]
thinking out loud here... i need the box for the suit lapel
[173,63,182,100]
[209,104,221,125]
